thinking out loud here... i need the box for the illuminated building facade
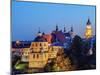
[48,46,63,59]
[21,48,30,62]
[29,42,49,68]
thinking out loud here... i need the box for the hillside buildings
[12,18,95,69]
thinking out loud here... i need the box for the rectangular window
[32,44,34,47]
[37,54,39,58]
[33,54,35,58]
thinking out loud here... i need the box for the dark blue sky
[12,1,96,41]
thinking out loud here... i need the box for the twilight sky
[12,0,96,41]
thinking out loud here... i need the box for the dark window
[36,43,38,47]
[40,43,42,46]
[32,44,34,46]
[37,54,39,58]
[33,54,35,58]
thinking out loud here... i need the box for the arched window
[40,43,42,46]
[37,54,39,58]
[35,43,38,47]
[33,54,35,58]
[32,43,34,47]
[52,48,54,51]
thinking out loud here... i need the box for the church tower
[85,18,93,39]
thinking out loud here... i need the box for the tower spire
[56,24,58,31]
[71,26,73,32]
[87,18,91,25]
[37,27,42,36]
[64,27,66,32]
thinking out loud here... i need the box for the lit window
[44,43,46,46]
[30,48,33,53]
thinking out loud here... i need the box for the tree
[70,35,83,69]
[44,48,74,72]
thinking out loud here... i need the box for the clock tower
[85,18,93,39]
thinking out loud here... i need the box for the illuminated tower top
[85,18,93,39]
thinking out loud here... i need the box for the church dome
[34,36,47,42]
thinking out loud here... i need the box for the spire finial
[37,27,42,36]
